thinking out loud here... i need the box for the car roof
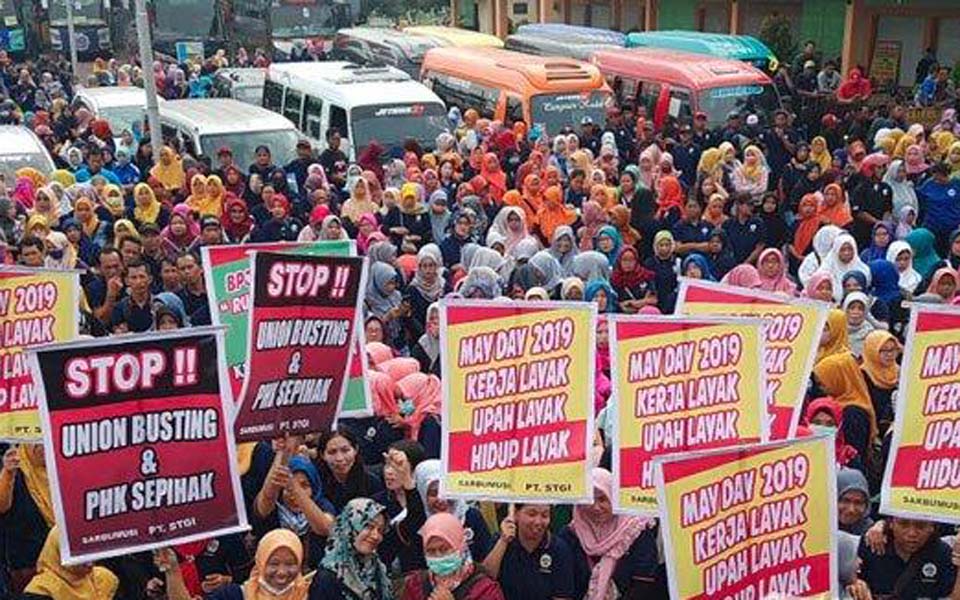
[627,30,773,60]
[75,86,160,109]
[336,27,440,56]
[516,23,626,46]
[158,99,297,135]
[505,33,618,60]
[267,62,443,108]
[590,48,771,90]
[0,125,49,155]
[403,26,504,48]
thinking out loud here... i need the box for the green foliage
[758,13,797,67]
[365,0,449,22]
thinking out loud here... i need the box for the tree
[758,13,797,68]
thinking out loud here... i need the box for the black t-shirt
[179,287,211,326]
[722,217,766,264]
[318,149,348,175]
[110,294,154,333]
[498,534,576,600]
[850,181,894,248]
[858,537,956,599]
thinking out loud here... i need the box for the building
[454,0,960,88]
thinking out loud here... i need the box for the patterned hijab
[321,498,392,600]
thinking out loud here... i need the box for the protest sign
[655,436,837,600]
[610,315,767,515]
[439,299,596,502]
[882,304,960,523]
[201,240,353,399]
[234,251,366,442]
[676,278,829,439]
[28,328,248,565]
[0,268,79,441]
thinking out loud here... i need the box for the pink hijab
[757,248,798,295]
[378,357,420,382]
[420,513,475,589]
[396,372,441,440]
[904,144,930,175]
[572,468,652,600]
[720,264,762,289]
[366,341,394,367]
[805,271,834,300]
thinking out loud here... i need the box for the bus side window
[506,95,524,124]
[283,88,304,130]
[304,95,324,140]
[263,80,284,113]
[330,105,348,140]
[638,81,661,114]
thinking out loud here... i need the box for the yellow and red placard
[610,316,767,515]
[882,304,960,523]
[676,278,829,439]
[439,299,596,503]
[655,436,837,600]
[0,268,79,441]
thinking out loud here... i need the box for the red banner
[233,251,366,442]
[28,329,248,564]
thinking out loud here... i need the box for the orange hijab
[819,183,853,227]
[537,185,577,241]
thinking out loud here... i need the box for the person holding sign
[0,444,53,594]
[314,498,392,600]
[483,505,576,600]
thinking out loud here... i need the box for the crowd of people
[2,39,960,600]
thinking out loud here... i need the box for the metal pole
[134,0,161,164]
[64,0,78,77]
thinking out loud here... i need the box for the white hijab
[886,240,922,294]
[816,233,871,302]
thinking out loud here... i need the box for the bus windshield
[50,0,105,25]
[696,83,781,126]
[350,103,448,154]
[154,0,216,39]
[530,91,609,137]
[271,0,348,38]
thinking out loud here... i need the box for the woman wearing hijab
[0,444,54,593]
[384,183,432,248]
[732,145,769,200]
[479,152,507,202]
[816,309,851,365]
[681,253,716,281]
[593,225,622,267]
[341,178,380,230]
[251,195,303,243]
[128,182,170,229]
[548,225,579,275]
[720,264,763,289]
[817,183,853,228]
[487,206,537,256]
[162,204,200,253]
[559,468,658,600]
[43,231,78,270]
[655,176,686,225]
[162,528,312,600]
[842,291,876,358]
[536,185,577,243]
[886,240,923,296]
[577,201,607,251]
[859,221,894,263]
[72,196,108,249]
[411,303,441,376]
[611,246,655,313]
[756,248,797,295]
[22,527,117,600]
[816,234,871,302]
[905,227,943,278]
[254,453,336,568]
[788,193,822,270]
[804,399,859,469]
[149,145,185,192]
[395,372,442,456]
[314,498,392,600]
[812,349,878,463]
[406,244,445,330]
[925,267,959,303]
[221,195,254,244]
[401,511,503,600]
[836,67,872,102]
[883,159,919,218]
[810,136,832,173]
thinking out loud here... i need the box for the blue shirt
[722,216,766,264]
[498,533,576,600]
[74,166,121,185]
[919,178,960,234]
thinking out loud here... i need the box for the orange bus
[420,47,611,134]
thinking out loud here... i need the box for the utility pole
[64,0,78,77]
[133,0,161,163]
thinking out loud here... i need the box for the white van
[0,126,56,182]
[264,62,448,161]
[73,86,164,147]
[156,99,301,169]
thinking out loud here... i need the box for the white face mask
[258,576,296,596]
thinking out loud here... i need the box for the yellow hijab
[740,145,765,183]
[19,444,55,527]
[149,146,186,191]
[132,182,162,225]
[930,131,956,162]
[810,136,832,172]
[892,134,916,160]
[237,442,256,475]
[813,351,877,441]
[25,213,51,238]
[947,141,960,178]
[24,527,118,600]
[861,330,900,389]
[31,187,60,223]
[74,197,101,238]
[113,218,140,243]
[242,529,311,600]
[698,147,722,176]
[50,169,76,189]
[816,309,850,365]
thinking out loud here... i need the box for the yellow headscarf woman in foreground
[24,526,118,600]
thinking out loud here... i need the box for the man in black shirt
[111,259,154,333]
[850,158,893,249]
[722,194,766,265]
[318,128,347,175]
[90,248,126,327]
[176,251,211,326]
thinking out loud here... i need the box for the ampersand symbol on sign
[288,351,302,375]
[140,448,158,476]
